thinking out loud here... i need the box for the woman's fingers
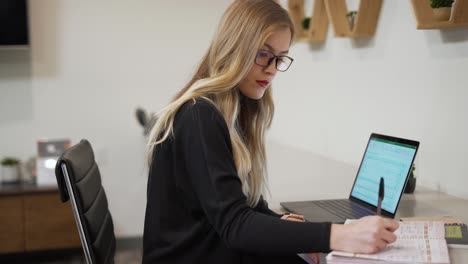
[281,213,305,221]
[283,216,303,222]
[384,219,400,232]
[380,228,398,244]
[330,216,400,254]
[306,253,320,264]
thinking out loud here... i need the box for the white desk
[397,188,468,264]
[279,187,468,263]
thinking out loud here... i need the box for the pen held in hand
[377,177,384,216]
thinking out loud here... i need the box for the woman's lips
[256,80,269,87]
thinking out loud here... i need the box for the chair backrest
[55,139,116,264]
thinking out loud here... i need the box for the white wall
[0,0,467,237]
[269,0,468,205]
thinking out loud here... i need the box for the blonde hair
[148,0,294,207]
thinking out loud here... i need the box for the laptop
[281,133,419,223]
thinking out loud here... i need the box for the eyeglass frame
[254,49,294,72]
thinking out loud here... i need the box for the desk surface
[280,187,468,264]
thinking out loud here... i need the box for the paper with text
[327,221,450,264]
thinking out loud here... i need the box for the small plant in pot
[430,0,454,22]
[404,164,417,194]
[302,17,311,31]
[1,157,21,184]
[347,11,358,31]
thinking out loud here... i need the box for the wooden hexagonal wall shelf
[288,0,330,42]
[411,0,468,29]
[324,0,383,38]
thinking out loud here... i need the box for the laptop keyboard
[314,199,374,220]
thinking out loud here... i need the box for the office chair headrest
[55,139,95,202]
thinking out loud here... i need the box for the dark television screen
[0,0,29,45]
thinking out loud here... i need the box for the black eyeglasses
[254,49,294,72]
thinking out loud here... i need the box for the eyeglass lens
[255,50,293,72]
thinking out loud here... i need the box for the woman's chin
[246,93,264,100]
[242,88,266,100]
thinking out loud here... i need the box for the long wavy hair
[148,0,294,207]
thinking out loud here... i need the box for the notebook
[326,220,450,264]
[281,133,419,223]
[401,216,468,249]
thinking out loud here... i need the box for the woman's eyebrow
[263,43,289,55]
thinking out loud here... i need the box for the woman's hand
[330,216,399,254]
[281,213,320,264]
[280,213,305,222]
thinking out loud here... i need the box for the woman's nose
[264,59,277,75]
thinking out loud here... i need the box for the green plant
[430,0,454,8]
[404,165,417,193]
[302,17,311,30]
[409,164,416,178]
[347,11,358,29]
[1,157,20,166]
[347,11,358,18]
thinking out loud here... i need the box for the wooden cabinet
[0,184,80,254]
[24,192,80,251]
[0,196,24,253]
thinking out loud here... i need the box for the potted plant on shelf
[302,17,311,31]
[1,157,21,183]
[347,11,358,31]
[404,164,417,194]
[430,0,454,22]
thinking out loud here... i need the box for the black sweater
[143,99,331,264]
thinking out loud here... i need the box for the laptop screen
[350,136,418,214]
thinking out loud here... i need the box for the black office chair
[55,139,116,264]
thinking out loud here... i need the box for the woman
[143,1,399,263]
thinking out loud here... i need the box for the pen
[377,177,384,216]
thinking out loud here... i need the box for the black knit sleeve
[174,99,331,254]
[254,196,283,218]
